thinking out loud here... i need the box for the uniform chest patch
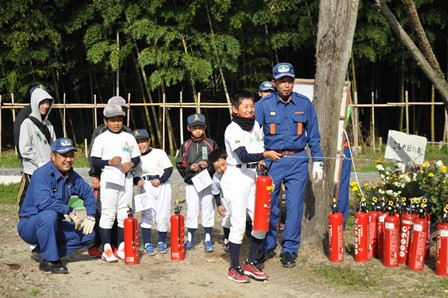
[122,146,131,153]
[270,112,276,116]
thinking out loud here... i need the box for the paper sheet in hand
[103,166,125,187]
[133,192,156,213]
[191,169,212,193]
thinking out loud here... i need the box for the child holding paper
[132,129,173,255]
[175,113,218,252]
[90,104,140,262]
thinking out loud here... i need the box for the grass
[1,183,20,204]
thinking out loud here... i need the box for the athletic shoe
[184,241,195,251]
[88,247,102,258]
[158,242,167,254]
[242,261,269,280]
[39,259,68,274]
[115,242,125,259]
[144,243,155,256]
[280,252,296,268]
[223,243,230,253]
[204,241,214,252]
[228,266,250,283]
[102,248,118,262]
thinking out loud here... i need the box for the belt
[269,148,304,155]
[143,175,160,181]
[19,216,27,219]
[236,163,258,169]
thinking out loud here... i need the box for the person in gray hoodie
[17,85,57,212]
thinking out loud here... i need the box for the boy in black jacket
[175,113,218,252]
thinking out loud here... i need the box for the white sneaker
[102,248,118,262]
[116,242,125,260]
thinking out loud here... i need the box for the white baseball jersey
[224,121,264,165]
[90,130,140,164]
[139,148,173,177]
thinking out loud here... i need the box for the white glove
[68,208,82,230]
[80,215,96,234]
[312,161,323,182]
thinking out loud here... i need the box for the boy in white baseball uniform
[175,113,219,252]
[208,150,230,252]
[90,103,141,262]
[133,129,173,255]
[221,90,281,283]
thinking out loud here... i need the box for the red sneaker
[228,266,250,283]
[88,246,101,258]
[242,261,269,280]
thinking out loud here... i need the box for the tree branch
[375,0,448,112]
[401,0,445,79]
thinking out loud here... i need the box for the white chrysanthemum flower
[379,189,384,194]
[386,190,393,195]
[436,160,443,167]
[405,176,411,182]
[377,164,384,171]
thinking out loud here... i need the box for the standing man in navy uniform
[17,138,97,274]
[255,62,324,268]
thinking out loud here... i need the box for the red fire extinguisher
[408,207,429,271]
[328,198,344,262]
[377,211,387,259]
[383,202,400,267]
[124,205,139,265]
[170,201,185,261]
[422,199,431,260]
[436,204,448,276]
[354,200,369,262]
[369,198,380,259]
[253,164,273,232]
[398,211,415,265]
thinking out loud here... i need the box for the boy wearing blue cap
[175,113,219,252]
[133,129,173,255]
[18,138,97,274]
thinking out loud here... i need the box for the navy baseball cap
[187,113,206,126]
[133,129,150,140]
[103,103,126,118]
[259,81,275,91]
[51,138,77,154]
[272,62,295,80]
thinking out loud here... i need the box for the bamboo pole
[180,91,184,145]
[371,92,376,152]
[162,93,166,152]
[94,95,98,128]
[127,93,131,128]
[431,85,435,142]
[63,93,67,137]
[405,90,409,134]
[0,95,2,157]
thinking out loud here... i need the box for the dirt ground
[1,171,447,297]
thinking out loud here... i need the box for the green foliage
[0,183,19,204]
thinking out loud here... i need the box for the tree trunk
[375,0,448,112]
[303,0,359,252]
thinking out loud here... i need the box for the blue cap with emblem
[51,138,77,154]
[259,81,275,91]
[272,62,295,80]
[133,129,150,140]
[187,113,206,126]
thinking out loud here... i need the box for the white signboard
[384,130,427,164]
